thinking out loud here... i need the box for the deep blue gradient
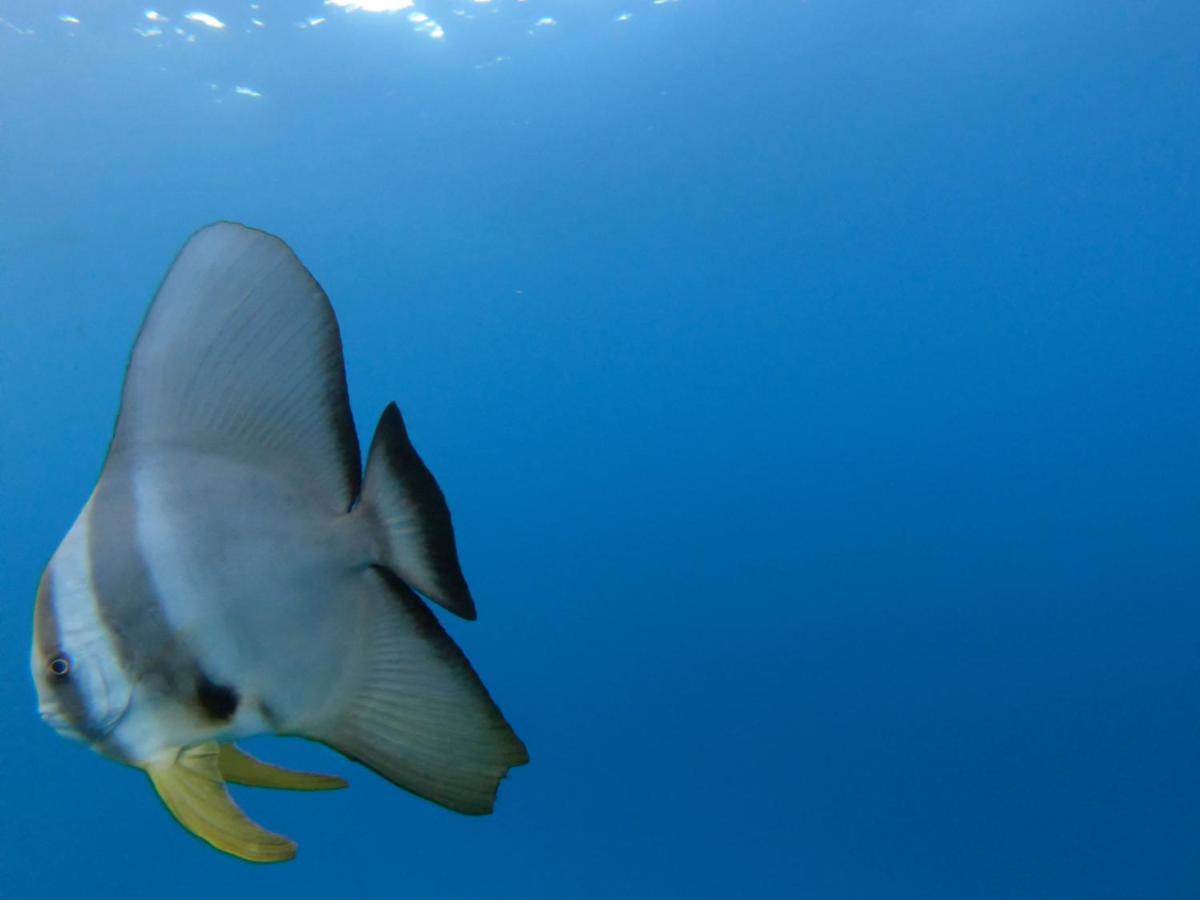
[1,2,1198,897]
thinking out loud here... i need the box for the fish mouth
[38,706,76,735]
[38,694,131,745]
[38,706,91,745]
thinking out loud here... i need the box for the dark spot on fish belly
[196,672,239,721]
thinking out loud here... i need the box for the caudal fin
[358,402,476,619]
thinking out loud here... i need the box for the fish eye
[47,655,71,679]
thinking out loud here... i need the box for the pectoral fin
[218,744,347,791]
[144,742,296,863]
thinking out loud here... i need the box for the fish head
[31,550,133,751]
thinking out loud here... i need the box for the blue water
[1,1,1198,897]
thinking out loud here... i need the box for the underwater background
[1,1,1197,897]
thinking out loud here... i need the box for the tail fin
[359,402,476,620]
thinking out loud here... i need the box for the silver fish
[31,222,528,862]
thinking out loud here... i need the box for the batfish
[30,222,528,862]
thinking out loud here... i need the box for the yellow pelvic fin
[218,743,348,791]
[144,742,296,863]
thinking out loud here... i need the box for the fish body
[31,222,527,861]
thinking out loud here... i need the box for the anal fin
[311,569,527,815]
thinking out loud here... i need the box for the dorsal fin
[107,222,360,510]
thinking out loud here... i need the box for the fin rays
[143,742,347,863]
[313,570,527,815]
[109,222,362,509]
[218,744,347,791]
[360,402,477,619]
[144,743,296,863]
